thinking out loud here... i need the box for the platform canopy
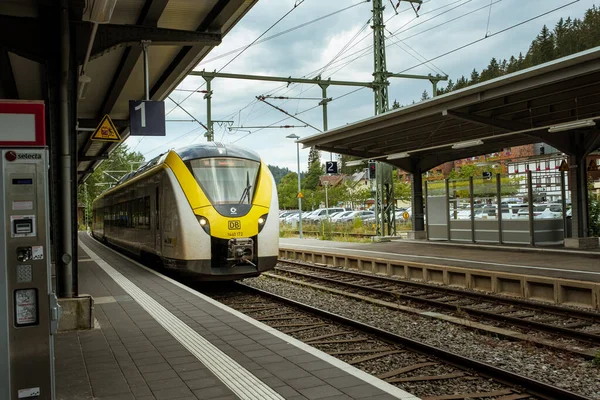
[0,0,257,184]
[300,47,600,173]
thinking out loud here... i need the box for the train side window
[127,201,133,228]
[155,187,159,230]
[144,196,151,228]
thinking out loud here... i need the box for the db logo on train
[228,220,241,230]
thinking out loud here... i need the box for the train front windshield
[187,158,260,204]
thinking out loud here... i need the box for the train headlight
[258,213,268,233]
[196,215,210,234]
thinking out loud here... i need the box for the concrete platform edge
[88,236,420,400]
[280,247,600,310]
[391,238,600,258]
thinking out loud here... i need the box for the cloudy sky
[125,0,592,172]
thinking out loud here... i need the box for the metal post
[203,76,213,141]
[319,83,331,160]
[560,171,567,239]
[325,182,329,217]
[445,179,451,240]
[296,141,303,239]
[496,173,503,244]
[372,0,389,115]
[84,182,88,230]
[142,40,150,101]
[431,80,438,97]
[424,181,429,240]
[469,176,475,243]
[527,170,535,246]
[59,0,73,298]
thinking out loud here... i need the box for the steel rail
[279,259,600,320]
[236,283,592,400]
[273,264,600,345]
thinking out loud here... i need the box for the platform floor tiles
[54,234,418,400]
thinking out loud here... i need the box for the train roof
[111,142,262,189]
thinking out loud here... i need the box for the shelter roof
[300,47,600,173]
[0,0,257,184]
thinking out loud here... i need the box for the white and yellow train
[91,142,279,281]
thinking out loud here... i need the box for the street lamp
[286,133,303,239]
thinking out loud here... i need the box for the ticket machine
[0,101,59,400]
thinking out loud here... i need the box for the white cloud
[131,0,593,172]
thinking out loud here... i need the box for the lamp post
[286,134,303,239]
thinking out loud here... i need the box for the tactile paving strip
[80,241,284,400]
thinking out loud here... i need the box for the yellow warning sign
[558,160,569,172]
[90,115,121,142]
[402,211,410,220]
[297,192,304,199]
[589,160,599,171]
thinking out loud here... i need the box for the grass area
[280,220,412,242]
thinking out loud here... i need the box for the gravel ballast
[243,276,600,399]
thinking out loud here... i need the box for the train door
[154,183,161,254]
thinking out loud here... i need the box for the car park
[305,207,347,222]
[337,210,375,223]
[331,211,354,222]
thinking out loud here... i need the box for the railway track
[270,259,600,355]
[205,283,591,400]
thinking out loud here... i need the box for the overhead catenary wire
[215,0,451,132]
[168,0,460,132]
[384,29,447,76]
[485,0,493,37]
[165,0,307,117]
[296,0,477,80]
[232,86,366,144]
[234,0,581,144]
[395,0,580,75]
[198,1,370,68]
[208,1,430,133]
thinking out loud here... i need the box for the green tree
[304,148,324,190]
[469,69,479,85]
[420,90,430,101]
[431,5,600,98]
[506,55,519,73]
[393,171,411,203]
[268,165,292,185]
[344,183,371,210]
[78,144,145,226]
[277,172,300,209]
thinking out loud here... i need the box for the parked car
[331,211,354,222]
[338,210,375,223]
[305,208,347,222]
[517,204,563,219]
[279,211,298,221]
[285,211,309,223]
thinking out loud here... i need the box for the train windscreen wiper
[238,171,252,204]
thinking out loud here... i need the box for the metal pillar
[496,173,503,244]
[296,141,303,239]
[59,0,73,298]
[318,83,332,161]
[142,40,150,101]
[527,171,535,246]
[372,0,389,115]
[560,171,567,239]
[569,154,589,238]
[411,168,425,232]
[203,76,213,141]
[469,176,475,243]
[445,179,451,240]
